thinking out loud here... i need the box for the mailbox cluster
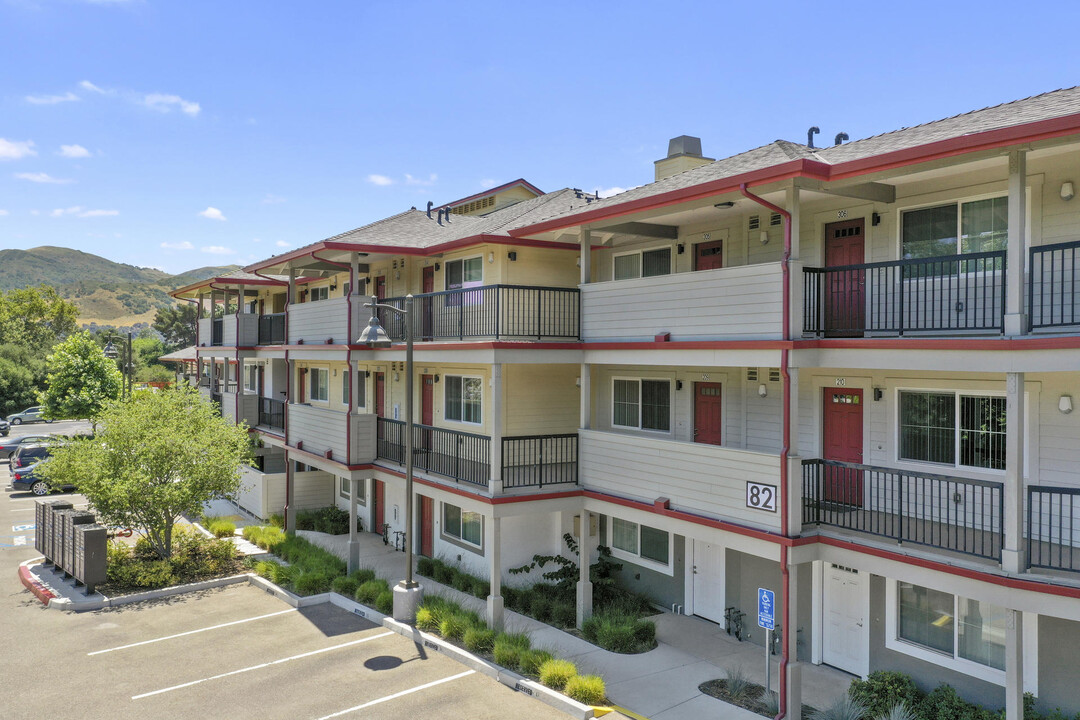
[35,499,107,595]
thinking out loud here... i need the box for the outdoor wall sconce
[365,371,371,378]
[1062,182,1075,201]
[507,251,517,261]
[758,383,768,398]
[434,375,440,383]
[676,380,683,390]
[1060,395,1073,414]
[575,377,581,387]
[330,280,338,291]
[759,231,769,245]
[299,367,308,374]
[488,252,495,263]
[872,212,882,226]
[393,372,400,382]
[677,244,685,254]
[873,388,884,401]
[434,262,441,271]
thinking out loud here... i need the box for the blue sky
[2,0,1078,274]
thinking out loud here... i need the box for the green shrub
[451,569,473,593]
[416,606,439,632]
[493,632,531,671]
[417,557,436,577]
[439,614,468,640]
[519,648,554,676]
[206,519,236,538]
[564,674,606,705]
[919,685,968,720]
[375,590,393,615]
[294,571,331,595]
[356,579,390,604]
[268,513,284,528]
[876,703,918,720]
[351,568,376,584]
[530,595,553,623]
[469,577,490,598]
[503,586,521,611]
[295,506,358,535]
[850,672,924,717]
[538,658,577,690]
[581,606,656,654]
[253,560,280,580]
[549,601,577,629]
[331,576,360,597]
[463,627,496,654]
[133,560,176,588]
[433,560,455,585]
[760,690,781,717]
[269,563,297,586]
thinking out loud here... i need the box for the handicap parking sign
[757,587,775,630]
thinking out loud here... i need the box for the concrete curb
[18,558,56,605]
[245,574,329,607]
[327,591,389,623]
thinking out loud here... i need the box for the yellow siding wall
[503,364,579,436]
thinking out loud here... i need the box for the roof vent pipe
[834,132,849,146]
[807,126,820,149]
[444,207,451,223]
[437,208,444,225]
[426,201,433,218]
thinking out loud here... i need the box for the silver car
[6,406,53,426]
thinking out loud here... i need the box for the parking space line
[89,608,298,656]
[131,631,394,700]
[316,670,476,719]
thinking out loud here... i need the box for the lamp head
[103,341,119,359]
[357,315,392,348]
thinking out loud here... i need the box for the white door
[822,564,867,676]
[692,540,725,624]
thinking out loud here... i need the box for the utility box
[54,510,95,577]
[36,500,73,564]
[73,524,107,595]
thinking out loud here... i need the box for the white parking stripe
[131,631,394,700]
[89,608,298,656]
[316,670,476,719]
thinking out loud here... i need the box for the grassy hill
[0,246,240,327]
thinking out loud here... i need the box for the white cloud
[0,209,8,216]
[16,172,74,184]
[594,186,635,198]
[480,179,496,189]
[58,144,91,158]
[0,138,37,161]
[275,240,291,248]
[51,206,118,217]
[143,93,200,117]
[26,92,80,105]
[80,80,108,94]
[161,241,194,250]
[366,174,394,186]
[198,206,226,221]
[405,173,437,186]
[262,193,286,204]
[201,245,235,255]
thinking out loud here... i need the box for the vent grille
[451,195,496,215]
[746,368,759,382]
[770,213,782,226]
[748,215,760,231]
[769,368,781,382]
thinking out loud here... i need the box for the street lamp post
[103,332,134,400]
[357,294,423,622]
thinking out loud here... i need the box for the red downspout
[739,183,792,720]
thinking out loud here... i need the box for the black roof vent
[807,126,820,149]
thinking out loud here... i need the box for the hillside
[0,246,240,326]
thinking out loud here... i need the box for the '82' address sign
[746,481,777,512]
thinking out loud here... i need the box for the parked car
[0,434,52,461]
[0,418,8,437]
[11,455,72,497]
[11,443,52,470]
[6,406,53,426]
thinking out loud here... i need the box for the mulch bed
[699,679,817,719]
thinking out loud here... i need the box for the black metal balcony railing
[803,251,1006,336]
[1029,240,1080,330]
[502,434,578,489]
[376,418,490,487]
[258,397,285,432]
[258,313,286,345]
[802,459,1004,561]
[377,285,580,342]
[211,317,224,346]
[1027,485,1080,573]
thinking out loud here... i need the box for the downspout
[313,251,355,466]
[739,183,791,720]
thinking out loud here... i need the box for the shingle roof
[158,345,197,363]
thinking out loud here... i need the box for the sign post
[758,587,775,695]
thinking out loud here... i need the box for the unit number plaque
[746,481,777,512]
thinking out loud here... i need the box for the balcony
[288,403,376,465]
[803,251,1006,337]
[375,285,580,342]
[1027,485,1080,573]
[580,264,785,342]
[288,297,349,345]
[212,317,224,346]
[237,461,287,521]
[1029,240,1080,330]
[802,459,1003,561]
[258,313,286,345]
[502,434,578,489]
[578,429,783,531]
[257,397,285,433]
[221,391,258,427]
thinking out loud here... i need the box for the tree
[0,285,79,351]
[39,331,122,425]
[152,303,198,350]
[38,386,252,559]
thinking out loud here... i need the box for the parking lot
[1,455,573,720]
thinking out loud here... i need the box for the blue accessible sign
[757,587,775,630]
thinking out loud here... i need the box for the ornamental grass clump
[538,658,577,691]
[519,648,554,677]
[355,579,390,605]
[463,627,496,654]
[564,674,606,706]
[492,632,531,671]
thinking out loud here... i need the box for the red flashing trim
[353,341,584,352]
[284,443,373,471]
[19,564,56,605]
[582,340,791,351]
[443,179,544,208]
[801,336,1080,351]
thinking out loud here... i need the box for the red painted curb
[19,564,56,606]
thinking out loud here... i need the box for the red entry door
[822,388,864,506]
[374,480,385,533]
[375,373,385,416]
[419,375,434,452]
[422,267,435,340]
[694,383,723,445]
[375,276,387,300]
[695,240,723,271]
[824,219,866,336]
[419,495,433,557]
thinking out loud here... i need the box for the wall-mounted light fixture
[760,231,769,245]
[714,201,735,209]
[434,374,440,383]
[393,372,400,382]
[676,380,683,391]
[873,387,884,401]
[330,280,338,291]
[575,377,581,387]
[576,256,581,267]
[677,244,685,255]
[758,383,768,398]
[872,212,881,226]
[1060,394,1073,414]
[365,371,371,378]
[1062,182,1075,201]
[507,251,517,261]
[434,262,441,271]
[488,252,495,263]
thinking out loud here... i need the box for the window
[610,517,670,567]
[901,197,1008,260]
[445,376,482,424]
[244,364,258,393]
[898,391,1006,470]
[613,247,671,280]
[339,476,350,499]
[446,257,483,291]
[443,502,482,548]
[355,372,367,408]
[895,581,1005,671]
[338,477,366,504]
[309,286,330,302]
[613,379,670,432]
[309,368,329,402]
[342,370,350,405]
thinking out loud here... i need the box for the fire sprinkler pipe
[739,183,792,720]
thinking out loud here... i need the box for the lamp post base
[392,581,424,623]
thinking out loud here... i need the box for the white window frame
[338,476,350,499]
[893,386,1029,476]
[444,256,484,291]
[606,516,673,575]
[444,374,483,426]
[895,189,1033,261]
[244,363,258,394]
[308,367,329,403]
[611,377,672,434]
[355,371,367,410]
[441,501,483,550]
[612,244,673,281]
[309,286,330,302]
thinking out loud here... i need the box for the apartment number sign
[746,481,777,512]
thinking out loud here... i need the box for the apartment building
[174,89,1080,717]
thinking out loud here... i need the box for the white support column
[1006,150,1028,336]
[284,457,296,535]
[489,363,503,494]
[576,509,593,628]
[579,363,591,430]
[786,367,801,536]
[288,269,297,303]
[347,477,361,572]
[1005,609,1024,720]
[787,185,803,339]
[486,514,504,630]
[350,252,361,340]
[783,562,802,717]
[1003,372,1026,573]
[580,227,591,285]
